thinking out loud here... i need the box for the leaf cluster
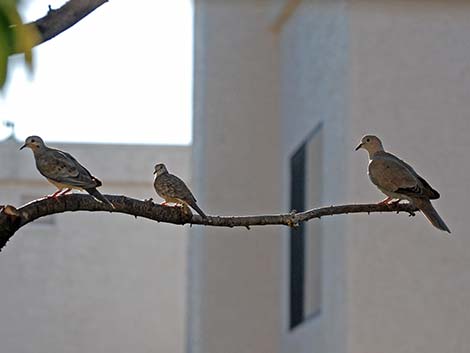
[0,0,39,89]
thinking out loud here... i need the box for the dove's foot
[60,188,72,196]
[159,201,181,208]
[388,199,402,206]
[377,196,393,205]
[46,188,72,200]
[48,190,62,199]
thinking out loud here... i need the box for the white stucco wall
[0,138,190,353]
[190,2,282,353]
[348,1,470,353]
[192,1,470,353]
[191,1,350,353]
[279,1,349,353]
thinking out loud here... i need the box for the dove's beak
[153,170,157,175]
[355,143,363,151]
[19,143,27,150]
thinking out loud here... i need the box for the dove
[355,135,450,233]
[153,163,207,219]
[20,135,114,208]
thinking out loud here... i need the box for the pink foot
[377,196,393,205]
[47,188,72,199]
[47,190,63,199]
[61,188,72,195]
[389,199,402,206]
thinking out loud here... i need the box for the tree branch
[13,0,108,53]
[0,194,418,252]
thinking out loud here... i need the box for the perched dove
[355,135,450,233]
[20,136,114,208]
[153,163,207,218]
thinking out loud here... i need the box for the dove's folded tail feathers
[414,198,451,233]
[190,202,207,219]
[92,177,103,188]
[85,187,115,209]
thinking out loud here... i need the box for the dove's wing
[156,173,196,203]
[369,152,435,199]
[36,148,98,189]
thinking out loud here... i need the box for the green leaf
[0,6,12,88]
[0,0,39,90]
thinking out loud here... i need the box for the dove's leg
[48,189,66,199]
[50,190,62,198]
[389,199,402,206]
[161,197,181,207]
[378,196,393,205]
[50,188,72,199]
[58,188,72,196]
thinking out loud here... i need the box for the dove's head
[355,135,384,155]
[153,163,168,177]
[20,135,46,152]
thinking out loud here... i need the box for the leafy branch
[0,194,418,252]
[1,0,108,88]
[16,0,109,50]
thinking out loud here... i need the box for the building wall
[191,1,350,353]
[348,1,470,353]
[0,138,190,353]
[192,1,470,353]
[190,2,282,353]
[279,1,349,353]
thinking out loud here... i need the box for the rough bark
[0,194,418,251]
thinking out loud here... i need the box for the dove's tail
[190,201,207,219]
[85,187,115,209]
[414,198,450,233]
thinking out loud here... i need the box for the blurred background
[1,1,470,353]
[0,0,193,144]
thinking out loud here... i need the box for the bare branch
[0,194,418,252]
[13,0,108,53]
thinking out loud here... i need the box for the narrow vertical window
[289,124,323,329]
[290,145,306,328]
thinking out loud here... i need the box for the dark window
[290,145,306,328]
[289,124,323,329]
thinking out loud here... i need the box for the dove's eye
[366,138,371,143]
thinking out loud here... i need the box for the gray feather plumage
[35,148,101,189]
[368,151,440,201]
[153,164,207,218]
[414,198,451,233]
[22,135,113,208]
[357,135,450,233]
